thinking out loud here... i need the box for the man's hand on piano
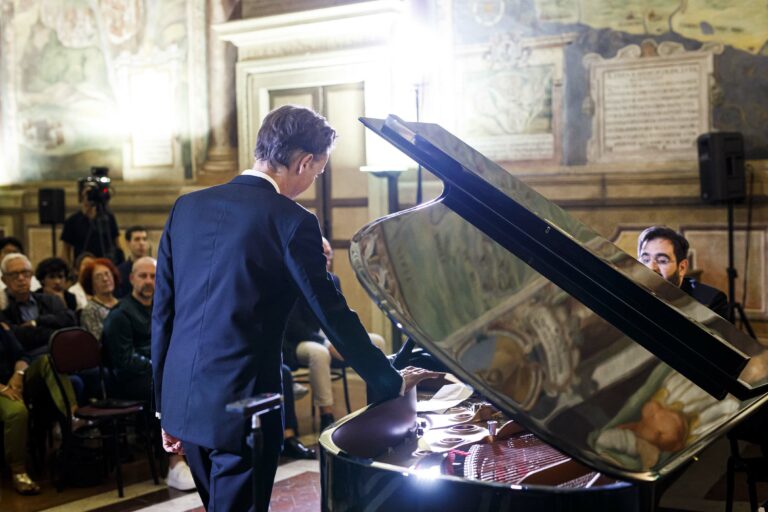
[400,366,445,393]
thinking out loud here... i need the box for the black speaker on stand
[38,188,65,257]
[698,132,746,204]
[697,132,754,337]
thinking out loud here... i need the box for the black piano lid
[351,115,768,483]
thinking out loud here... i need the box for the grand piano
[318,116,768,511]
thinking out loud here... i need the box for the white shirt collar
[241,169,280,194]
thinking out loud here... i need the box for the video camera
[78,166,112,206]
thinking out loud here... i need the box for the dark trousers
[183,433,281,512]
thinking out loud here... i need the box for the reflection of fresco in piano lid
[444,277,585,412]
[371,203,540,341]
[589,365,740,472]
[353,221,412,323]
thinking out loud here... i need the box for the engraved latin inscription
[602,63,702,154]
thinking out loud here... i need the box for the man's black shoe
[282,437,316,460]
[320,413,335,431]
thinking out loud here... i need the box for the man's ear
[678,258,689,277]
[296,153,314,174]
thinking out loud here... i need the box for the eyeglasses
[5,270,32,280]
[639,254,674,266]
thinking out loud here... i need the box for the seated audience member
[284,238,386,430]
[35,257,78,313]
[68,252,95,311]
[116,226,149,298]
[0,237,41,292]
[80,258,120,340]
[102,257,195,491]
[1,254,77,356]
[637,226,728,317]
[0,323,79,495]
[281,364,315,459]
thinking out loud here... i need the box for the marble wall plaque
[584,41,722,164]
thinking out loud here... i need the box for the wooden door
[269,84,375,334]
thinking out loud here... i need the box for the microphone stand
[726,200,756,338]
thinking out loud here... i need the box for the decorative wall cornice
[213,0,403,60]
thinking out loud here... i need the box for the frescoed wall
[447,0,768,165]
[0,0,767,340]
[0,0,207,183]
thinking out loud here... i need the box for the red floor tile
[185,471,320,512]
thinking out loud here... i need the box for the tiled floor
[63,459,321,512]
[268,471,321,512]
[1,376,353,512]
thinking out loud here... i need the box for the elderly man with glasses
[0,253,76,357]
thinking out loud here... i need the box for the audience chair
[47,327,159,497]
[293,358,352,416]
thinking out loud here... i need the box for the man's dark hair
[35,257,69,282]
[0,236,24,254]
[253,105,337,169]
[71,251,95,279]
[125,225,148,242]
[637,226,690,263]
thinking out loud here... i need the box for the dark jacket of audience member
[115,260,132,299]
[0,326,28,383]
[102,294,151,376]
[2,292,77,354]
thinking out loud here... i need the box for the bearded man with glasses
[637,226,728,318]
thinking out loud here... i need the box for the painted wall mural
[451,0,768,165]
[0,0,206,183]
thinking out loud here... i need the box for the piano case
[318,116,768,512]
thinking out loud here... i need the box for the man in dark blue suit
[152,105,438,511]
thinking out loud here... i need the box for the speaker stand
[726,201,755,338]
[47,223,58,257]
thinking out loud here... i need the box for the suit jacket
[681,277,729,319]
[2,292,77,353]
[152,175,402,452]
[282,273,341,368]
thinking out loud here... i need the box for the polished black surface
[318,116,768,512]
[347,115,768,481]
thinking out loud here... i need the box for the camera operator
[61,169,123,266]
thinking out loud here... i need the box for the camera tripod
[82,201,118,262]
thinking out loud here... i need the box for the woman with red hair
[79,258,120,340]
